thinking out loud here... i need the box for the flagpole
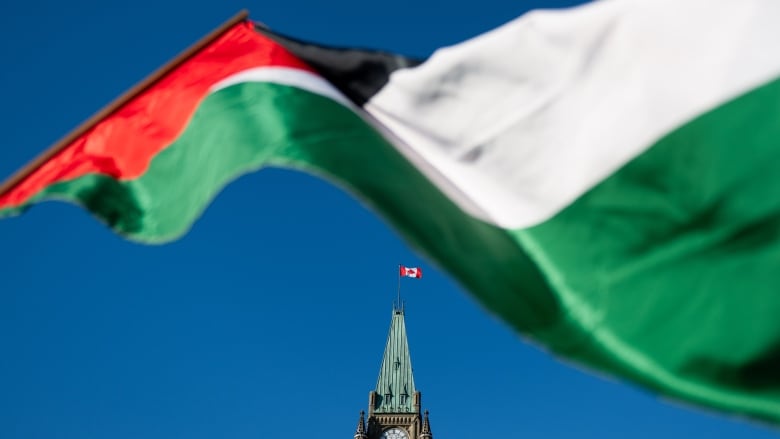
[397,264,401,311]
[0,9,250,197]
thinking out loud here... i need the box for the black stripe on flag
[255,24,423,106]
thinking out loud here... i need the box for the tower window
[399,393,408,404]
[384,393,392,404]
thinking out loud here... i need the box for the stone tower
[352,305,434,439]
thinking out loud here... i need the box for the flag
[3,0,780,424]
[400,266,422,279]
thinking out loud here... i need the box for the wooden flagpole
[0,9,250,197]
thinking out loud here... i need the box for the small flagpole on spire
[396,264,402,311]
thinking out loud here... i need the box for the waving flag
[2,0,780,424]
[399,266,422,279]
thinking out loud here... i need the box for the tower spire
[359,298,432,439]
[419,410,433,439]
[374,307,417,413]
[354,410,368,439]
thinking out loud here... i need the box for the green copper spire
[374,306,417,413]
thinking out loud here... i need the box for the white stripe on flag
[366,0,780,229]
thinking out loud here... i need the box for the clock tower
[353,304,434,439]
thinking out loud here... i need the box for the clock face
[380,428,408,439]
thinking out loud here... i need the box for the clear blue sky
[0,1,776,438]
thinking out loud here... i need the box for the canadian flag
[399,265,422,278]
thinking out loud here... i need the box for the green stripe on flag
[521,74,780,422]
